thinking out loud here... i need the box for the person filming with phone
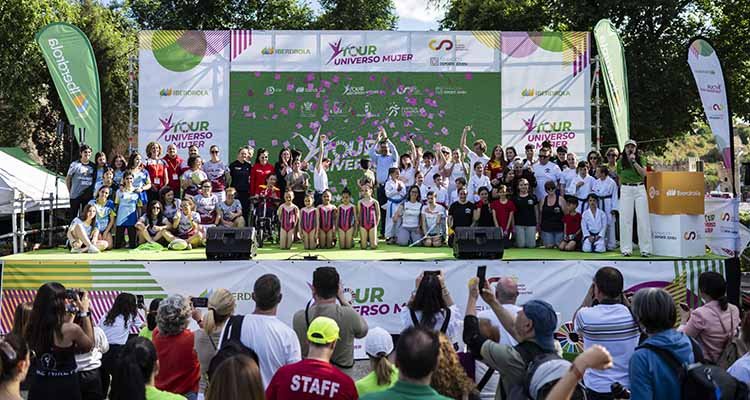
[25,283,94,400]
[401,270,462,347]
[573,267,640,400]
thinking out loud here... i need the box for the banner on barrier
[1,258,724,355]
[138,31,231,160]
[500,32,591,155]
[704,197,750,257]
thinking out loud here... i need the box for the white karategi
[567,174,597,213]
[582,207,608,253]
[385,178,407,239]
[592,176,619,250]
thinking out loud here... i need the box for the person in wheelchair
[251,174,282,244]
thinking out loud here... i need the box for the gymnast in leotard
[300,192,319,250]
[337,188,357,249]
[277,190,299,250]
[317,189,337,249]
[357,184,381,250]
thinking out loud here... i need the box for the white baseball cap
[624,139,637,147]
[365,327,394,357]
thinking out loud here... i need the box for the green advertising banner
[36,22,102,152]
[594,19,630,149]
[230,71,501,199]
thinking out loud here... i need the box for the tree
[712,0,750,123]
[126,0,315,30]
[315,0,398,30]
[438,0,719,151]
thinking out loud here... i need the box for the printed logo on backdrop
[520,114,576,149]
[683,231,698,240]
[261,47,312,55]
[159,88,209,97]
[648,186,659,199]
[326,38,414,66]
[521,88,571,97]
[158,113,214,150]
[46,38,89,113]
[345,286,406,317]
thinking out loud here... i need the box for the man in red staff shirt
[266,316,358,400]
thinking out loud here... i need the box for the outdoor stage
[0,245,734,357]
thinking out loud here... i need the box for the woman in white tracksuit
[616,139,652,256]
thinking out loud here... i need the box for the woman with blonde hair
[206,354,265,400]
[431,333,477,400]
[356,327,398,396]
[194,289,236,395]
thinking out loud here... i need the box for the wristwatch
[77,311,90,318]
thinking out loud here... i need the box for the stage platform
[0,244,724,262]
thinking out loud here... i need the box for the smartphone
[191,297,209,308]
[424,270,440,277]
[65,289,84,300]
[477,265,487,290]
[136,295,145,309]
[679,303,690,312]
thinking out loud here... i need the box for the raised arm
[316,130,325,172]
[460,126,471,157]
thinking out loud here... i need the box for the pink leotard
[280,206,297,232]
[359,201,378,231]
[338,205,355,231]
[300,208,317,234]
[319,206,336,233]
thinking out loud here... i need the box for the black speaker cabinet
[453,227,504,259]
[205,227,256,260]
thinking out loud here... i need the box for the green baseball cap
[307,316,340,344]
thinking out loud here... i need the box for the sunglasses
[607,153,617,157]
[202,186,212,189]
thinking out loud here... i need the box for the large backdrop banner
[139,30,590,195]
[1,258,722,355]
[138,31,231,160]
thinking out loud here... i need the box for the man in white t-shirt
[460,125,490,169]
[219,274,302,388]
[531,148,561,200]
[314,133,331,206]
[475,277,521,399]
[574,267,640,398]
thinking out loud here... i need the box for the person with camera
[573,267,640,400]
[25,283,95,400]
[401,271,461,347]
[292,267,368,377]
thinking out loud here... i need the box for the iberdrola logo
[73,94,89,113]
[521,88,535,97]
[261,47,275,55]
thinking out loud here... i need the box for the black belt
[622,182,643,186]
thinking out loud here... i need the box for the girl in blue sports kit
[128,152,152,205]
[115,171,143,249]
[88,185,116,249]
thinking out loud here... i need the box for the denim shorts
[541,231,564,247]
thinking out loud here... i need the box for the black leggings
[78,368,104,400]
[115,226,137,249]
[100,344,123,397]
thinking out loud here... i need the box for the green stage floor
[0,244,724,262]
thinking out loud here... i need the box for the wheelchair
[250,196,281,248]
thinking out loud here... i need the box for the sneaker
[621,252,631,257]
[186,243,193,250]
[87,246,100,254]
[641,252,650,258]
[71,247,83,254]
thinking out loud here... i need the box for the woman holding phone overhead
[400,271,462,346]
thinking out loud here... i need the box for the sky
[309,0,444,30]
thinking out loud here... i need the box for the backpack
[505,341,586,400]
[637,339,749,400]
[718,336,749,370]
[208,315,259,379]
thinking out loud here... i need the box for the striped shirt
[574,303,639,392]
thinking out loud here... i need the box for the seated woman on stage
[394,185,423,246]
[193,180,219,227]
[217,187,245,227]
[171,198,204,250]
[421,191,446,247]
[135,200,175,245]
[447,187,474,247]
[559,197,582,251]
[159,186,181,223]
[88,185,115,249]
[68,204,108,253]
[581,193,607,253]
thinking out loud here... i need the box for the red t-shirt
[250,162,276,196]
[162,155,184,192]
[562,213,582,237]
[152,328,200,395]
[145,158,169,191]
[266,359,358,400]
[490,199,516,232]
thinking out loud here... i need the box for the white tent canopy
[0,148,70,216]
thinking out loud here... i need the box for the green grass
[0,244,724,262]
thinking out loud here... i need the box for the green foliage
[125,0,316,30]
[315,0,398,30]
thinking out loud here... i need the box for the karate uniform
[385,178,407,239]
[592,176,619,250]
[567,174,597,213]
[468,174,491,203]
[582,208,607,253]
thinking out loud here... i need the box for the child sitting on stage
[559,196,582,251]
[257,174,281,219]
[171,198,204,250]
[317,190,337,249]
[337,188,357,249]
[300,192,319,250]
[581,194,607,253]
[358,184,380,249]
[277,190,299,250]
[136,200,174,245]
[89,185,115,249]
[420,191,446,247]
[217,187,245,228]
[68,204,108,253]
